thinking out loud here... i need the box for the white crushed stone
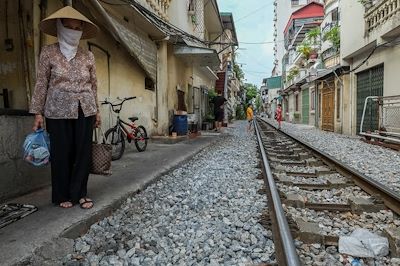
[64,121,276,266]
[266,118,400,194]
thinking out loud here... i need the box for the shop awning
[174,45,221,70]
[310,66,350,82]
[78,0,165,83]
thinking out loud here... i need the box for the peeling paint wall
[0,0,34,110]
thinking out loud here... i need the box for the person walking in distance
[276,104,282,129]
[213,91,226,132]
[246,103,254,132]
[30,6,99,209]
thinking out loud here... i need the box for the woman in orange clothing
[246,103,254,132]
[275,104,282,129]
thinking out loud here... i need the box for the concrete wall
[167,44,193,112]
[341,0,400,135]
[168,0,196,36]
[0,115,50,201]
[0,0,35,110]
[309,86,316,127]
[340,74,352,135]
[44,2,158,135]
[0,1,165,201]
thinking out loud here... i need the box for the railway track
[254,118,400,266]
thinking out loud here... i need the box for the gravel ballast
[266,119,400,194]
[63,122,275,266]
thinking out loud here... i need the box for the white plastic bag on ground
[338,228,389,258]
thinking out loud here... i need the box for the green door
[302,89,309,124]
[356,65,384,133]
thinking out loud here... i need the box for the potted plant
[206,112,215,129]
[297,43,312,59]
[323,25,340,50]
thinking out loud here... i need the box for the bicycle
[101,97,148,160]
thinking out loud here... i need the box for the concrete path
[0,135,218,266]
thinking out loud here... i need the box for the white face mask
[57,19,83,61]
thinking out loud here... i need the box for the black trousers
[46,107,94,204]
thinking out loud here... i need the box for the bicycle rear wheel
[105,127,125,160]
[134,125,148,152]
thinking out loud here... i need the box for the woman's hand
[95,113,101,128]
[33,114,44,131]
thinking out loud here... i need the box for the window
[332,8,339,22]
[311,90,315,110]
[145,77,155,91]
[291,0,299,5]
[188,0,195,12]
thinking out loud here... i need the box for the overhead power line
[235,3,272,23]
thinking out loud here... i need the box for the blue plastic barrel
[173,115,188,135]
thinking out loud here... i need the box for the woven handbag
[90,128,112,175]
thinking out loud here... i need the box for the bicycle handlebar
[100,97,136,113]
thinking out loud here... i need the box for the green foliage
[235,105,246,120]
[244,83,258,102]
[208,89,217,103]
[233,63,244,81]
[286,67,299,82]
[323,26,341,49]
[206,111,215,122]
[255,94,262,112]
[305,27,321,46]
[297,43,312,59]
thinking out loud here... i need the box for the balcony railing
[365,0,400,33]
[144,0,172,20]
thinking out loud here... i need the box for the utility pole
[64,0,72,6]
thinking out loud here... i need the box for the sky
[217,0,275,88]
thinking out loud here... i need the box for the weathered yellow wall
[340,74,352,135]
[155,41,169,135]
[41,1,158,135]
[167,44,192,112]
[0,0,35,110]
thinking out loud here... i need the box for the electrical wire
[235,3,272,23]
[347,41,388,73]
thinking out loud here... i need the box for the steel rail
[254,120,301,266]
[258,117,400,215]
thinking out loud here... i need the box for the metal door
[302,89,309,124]
[356,64,384,133]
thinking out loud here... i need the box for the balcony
[141,0,172,20]
[365,0,400,39]
[284,68,308,89]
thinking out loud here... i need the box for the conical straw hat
[39,6,98,39]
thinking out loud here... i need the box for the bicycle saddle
[128,117,138,122]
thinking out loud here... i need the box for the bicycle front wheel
[134,125,148,152]
[105,127,125,160]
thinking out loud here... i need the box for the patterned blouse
[29,43,99,119]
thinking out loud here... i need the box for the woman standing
[30,6,99,209]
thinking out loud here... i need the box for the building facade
[341,0,400,135]
[0,0,237,201]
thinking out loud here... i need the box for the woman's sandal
[59,201,73,208]
[79,198,94,209]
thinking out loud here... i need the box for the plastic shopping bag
[23,129,50,166]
